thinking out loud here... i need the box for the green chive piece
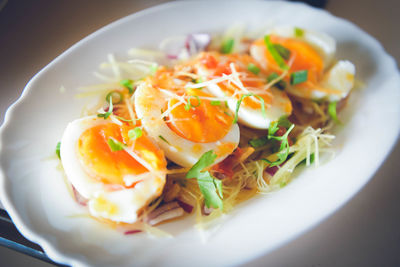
[158,135,170,145]
[247,63,260,75]
[149,64,158,75]
[328,101,341,124]
[221,39,234,54]
[184,95,201,111]
[264,35,289,70]
[294,27,304,37]
[128,127,143,140]
[97,95,113,119]
[210,100,221,106]
[120,79,134,94]
[290,70,308,85]
[273,44,291,60]
[107,138,125,152]
[56,142,61,159]
[267,72,286,90]
[106,90,124,104]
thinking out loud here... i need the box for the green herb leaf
[268,121,279,137]
[187,150,217,178]
[294,27,304,37]
[107,138,125,152]
[184,95,201,111]
[278,116,293,129]
[267,72,286,90]
[263,124,295,167]
[106,90,124,104]
[97,95,114,119]
[290,70,308,85]
[264,35,289,70]
[273,44,291,61]
[128,127,143,140]
[234,93,266,125]
[328,101,341,124]
[120,79,134,94]
[210,100,221,106]
[158,135,170,145]
[186,150,223,209]
[247,63,260,75]
[56,142,61,159]
[221,38,234,54]
[248,136,269,148]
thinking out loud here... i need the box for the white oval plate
[1,1,399,267]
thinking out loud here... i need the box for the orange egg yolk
[200,52,291,113]
[167,90,233,143]
[78,123,166,186]
[257,35,324,83]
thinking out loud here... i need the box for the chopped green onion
[273,44,291,61]
[158,135,170,145]
[56,142,61,159]
[194,77,203,84]
[120,79,134,94]
[149,64,158,75]
[107,138,125,152]
[290,70,308,85]
[221,39,234,54]
[264,35,289,70]
[294,27,304,37]
[328,101,341,124]
[105,90,124,104]
[186,150,223,209]
[184,95,201,111]
[267,72,286,90]
[97,95,113,119]
[128,127,143,140]
[210,100,221,106]
[233,93,266,125]
[224,100,229,108]
[247,63,260,75]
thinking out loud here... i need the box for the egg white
[134,81,240,167]
[60,116,165,223]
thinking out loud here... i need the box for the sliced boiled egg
[250,26,355,101]
[60,116,167,223]
[193,52,293,129]
[134,75,240,168]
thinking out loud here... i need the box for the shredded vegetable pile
[57,24,355,238]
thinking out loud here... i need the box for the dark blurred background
[0,0,399,266]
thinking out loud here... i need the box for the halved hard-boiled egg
[250,26,355,101]
[194,52,293,129]
[134,73,240,168]
[60,116,167,223]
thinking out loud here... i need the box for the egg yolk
[78,123,166,186]
[200,52,292,113]
[256,35,324,83]
[167,89,233,143]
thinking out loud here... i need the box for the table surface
[0,0,399,266]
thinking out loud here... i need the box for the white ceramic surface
[1,1,399,267]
